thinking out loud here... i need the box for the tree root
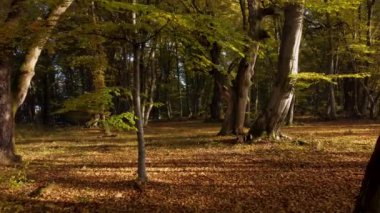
[0,150,22,167]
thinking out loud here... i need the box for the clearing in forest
[0,120,379,212]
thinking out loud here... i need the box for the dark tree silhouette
[354,136,380,212]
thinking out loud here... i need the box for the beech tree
[0,0,73,165]
[247,2,305,140]
[218,0,274,135]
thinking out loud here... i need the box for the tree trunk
[325,0,337,121]
[354,136,380,212]
[219,86,236,135]
[0,60,21,165]
[286,95,295,126]
[219,0,276,135]
[176,45,183,118]
[133,43,147,182]
[143,45,157,126]
[132,0,147,182]
[210,42,224,121]
[324,1,338,119]
[13,0,74,112]
[247,3,304,140]
[233,49,258,134]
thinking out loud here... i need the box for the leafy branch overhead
[291,72,371,88]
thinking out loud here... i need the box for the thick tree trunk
[233,51,258,134]
[0,60,21,165]
[210,42,224,121]
[219,0,277,136]
[133,43,147,182]
[354,136,380,212]
[247,3,304,140]
[219,86,236,135]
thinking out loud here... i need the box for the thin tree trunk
[132,0,147,182]
[133,42,147,182]
[143,45,157,126]
[286,95,295,126]
[248,3,304,140]
[244,88,251,127]
[176,45,183,118]
[325,6,337,120]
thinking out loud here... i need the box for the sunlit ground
[0,119,379,212]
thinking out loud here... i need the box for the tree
[247,2,305,140]
[14,0,74,114]
[0,0,73,165]
[219,0,273,135]
[354,136,380,212]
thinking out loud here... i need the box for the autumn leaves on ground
[0,120,379,212]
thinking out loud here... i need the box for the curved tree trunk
[354,136,380,212]
[0,0,72,165]
[13,0,74,112]
[247,3,304,140]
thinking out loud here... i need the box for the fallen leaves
[0,120,378,212]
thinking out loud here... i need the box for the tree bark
[13,0,74,112]
[232,49,258,134]
[354,136,380,212]
[247,3,304,140]
[218,0,264,135]
[133,42,147,183]
[286,95,295,126]
[0,60,21,165]
[210,42,224,121]
[326,10,337,120]
[143,43,157,126]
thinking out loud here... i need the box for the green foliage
[55,88,129,114]
[56,87,136,131]
[9,162,33,189]
[306,0,362,13]
[290,72,371,88]
[106,112,137,131]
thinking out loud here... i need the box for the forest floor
[0,119,379,212]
